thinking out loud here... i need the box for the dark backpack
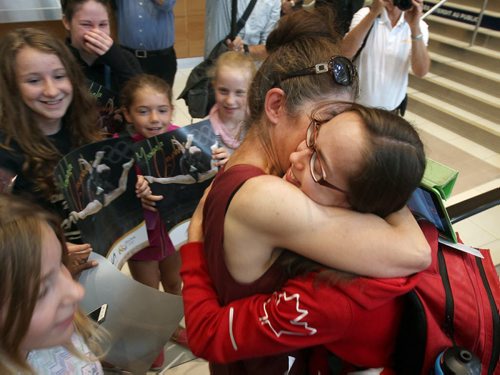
[177,41,229,119]
[395,221,500,375]
[177,0,258,119]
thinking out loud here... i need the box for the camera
[393,0,413,11]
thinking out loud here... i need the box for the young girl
[0,194,104,374]
[61,0,141,95]
[120,74,183,369]
[209,51,256,167]
[0,28,103,274]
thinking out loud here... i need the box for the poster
[133,119,218,231]
[55,137,148,268]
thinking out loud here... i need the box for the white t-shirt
[27,333,103,375]
[349,7,429,110]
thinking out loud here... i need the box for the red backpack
[395,221,500,374]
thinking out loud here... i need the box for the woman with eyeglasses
[181,9,430,374]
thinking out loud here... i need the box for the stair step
[425,0,500,22]
[426,15,500,49]
[428,51,500,96]
[408,87,500,137]
[430,33,500,59]
[426,0,500,17]
[438,0,500,13]
[410,72,500,107]
[429,34,499,71]
[404,110,499,169]
[427,14,500,38]
[409,72,500,123]
[407,88,500,152]
[429,51,500,82]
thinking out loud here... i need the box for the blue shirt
[115,0,176,50]
[204,0,280,58]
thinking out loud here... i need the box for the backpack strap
[352,23,373,62]
[475,255,500,375]
[437,244,456,345]
[227,0,258,40]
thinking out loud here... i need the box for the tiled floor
[123,58,500,375]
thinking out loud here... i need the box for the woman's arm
[226,176,430,278]
[180,242,350,362]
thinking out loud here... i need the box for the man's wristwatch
[243,44,250,54]
[411,33,424,41]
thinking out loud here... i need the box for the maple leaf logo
[259,292,317,337]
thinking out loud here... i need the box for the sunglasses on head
[274,56,358,87]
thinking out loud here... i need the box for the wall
[174,0,205,58]
[0,0,206,59]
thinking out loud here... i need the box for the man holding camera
[342,0,430,115]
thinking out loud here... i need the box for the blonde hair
[0,194,106,374]
[211,51,257,85]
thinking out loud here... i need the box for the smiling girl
[119,74,184,369]
[0,28,103,274]
[209,51,256,167]
[119,74,181,297]
[0,194,104,374]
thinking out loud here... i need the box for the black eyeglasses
[306,119,348,193]
[275,56,357,87]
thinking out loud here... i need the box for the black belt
[122,46,173,59]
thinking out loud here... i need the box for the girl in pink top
[209,52,256,167]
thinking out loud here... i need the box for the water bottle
[434,346,481,375]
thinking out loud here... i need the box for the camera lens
[394,0,413,10]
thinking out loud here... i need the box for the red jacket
[180,242,422,373]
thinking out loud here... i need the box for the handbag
[178,0,258,119]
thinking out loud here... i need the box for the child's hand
[66,242,97,276]
[136,175,163,212]
[83,29,113,57]
[226,36,244,53]
[212,146,230,167]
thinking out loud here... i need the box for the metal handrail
[422,0,448,20]
[471,0,489,46]
[422,0,490,47]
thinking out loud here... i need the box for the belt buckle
[135,50,147,58]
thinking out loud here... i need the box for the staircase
[406,0,500,152]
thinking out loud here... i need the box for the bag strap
[227,0,258,40]
[230,0,238,38]
[475,255,500,375]
[352,22,374,62]
[437,244,456,345]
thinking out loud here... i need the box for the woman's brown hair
[61,0,112,21]
[0,28,102,201]
[120,73,173,111]
[281,102,426,282]
[245,8,358,176]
